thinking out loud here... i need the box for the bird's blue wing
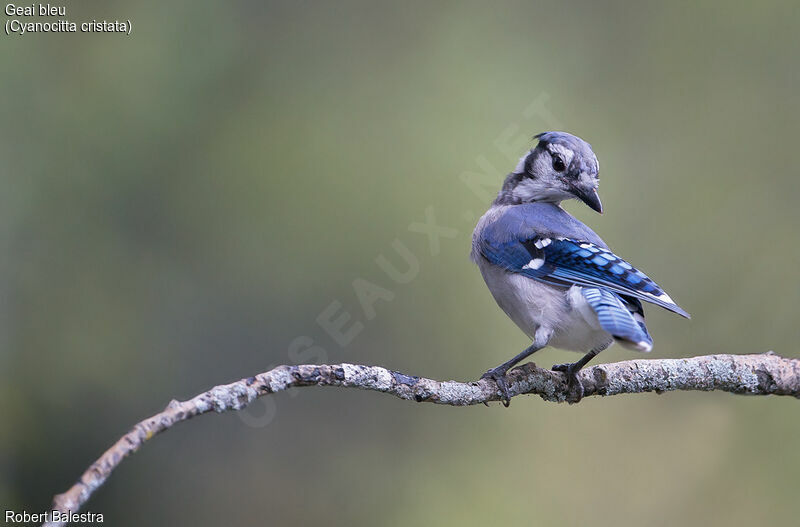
[480,236,690,318]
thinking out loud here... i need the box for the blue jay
[471,131,689,404]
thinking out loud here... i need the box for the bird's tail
[582,288,653,353]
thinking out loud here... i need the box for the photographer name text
[5,509,104,523]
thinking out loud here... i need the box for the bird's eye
[551,154,566,172]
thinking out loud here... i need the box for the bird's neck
[493,172,567,207]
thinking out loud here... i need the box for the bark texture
[43,352,800,526]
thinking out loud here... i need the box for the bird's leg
[552,347,602,403]
[480,342,543,407]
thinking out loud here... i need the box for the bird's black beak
[575,187,603,214]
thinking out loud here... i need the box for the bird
[471,131,689,405]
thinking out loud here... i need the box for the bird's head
[496,131,602,213]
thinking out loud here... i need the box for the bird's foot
[480,367,513,407]
[552,362,585,403]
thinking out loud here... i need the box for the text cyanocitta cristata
[471,131,689,404]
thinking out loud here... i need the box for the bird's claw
[480,367,512,407]
[552,362,585,403]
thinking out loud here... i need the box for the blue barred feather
[480,236,690,318]
[581,288,653,349]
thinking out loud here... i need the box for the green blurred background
[3,1,799,525]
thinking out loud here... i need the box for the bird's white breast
[477,258,613,353]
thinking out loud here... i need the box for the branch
[43,352,799,526]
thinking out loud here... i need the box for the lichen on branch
[43,352,800,527]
